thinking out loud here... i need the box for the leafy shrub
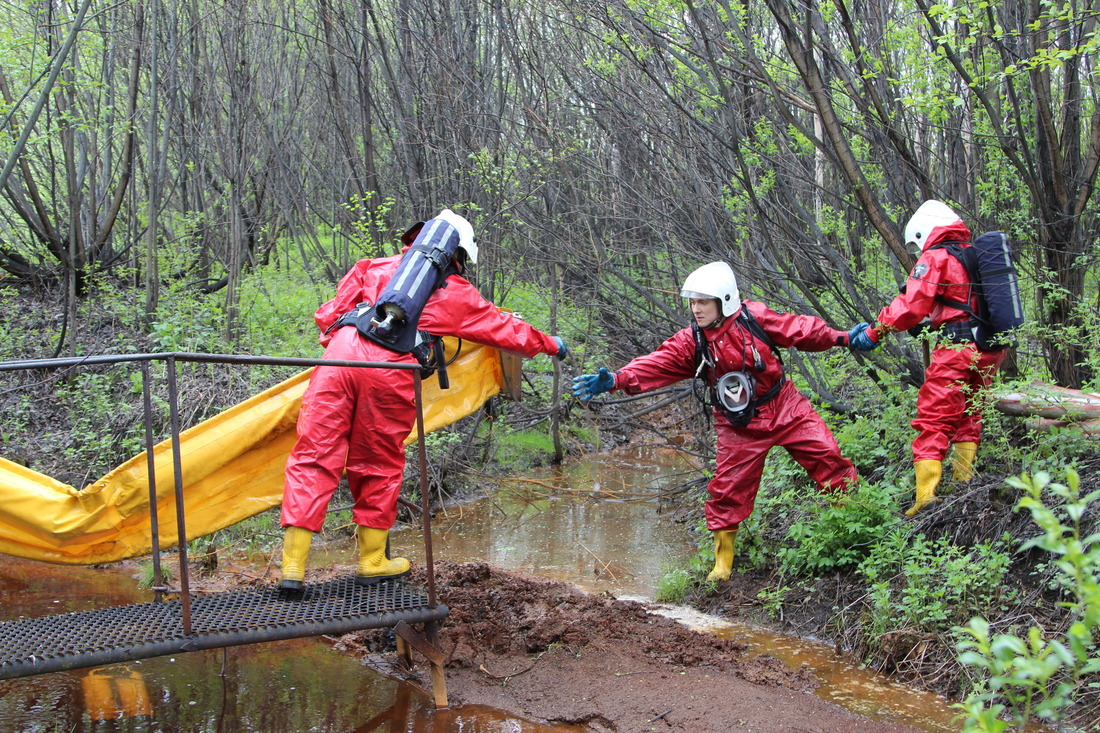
[860,530,1015,638]
[237,268,331,357]
[0,286,28,359]
[488,425,556,468]
[55,369,146,479]
[148,286,229,353]
[776,480,897,575]
[756,584,792,620]
[831,380,916,485]
[955,470,1100,731]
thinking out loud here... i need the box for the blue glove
[571,368,615,402]
[553,336,568,360]
[848,322,880,352]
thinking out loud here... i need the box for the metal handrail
[0,351,441,632]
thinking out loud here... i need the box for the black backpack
[691,305,785,427]
[931,231,1025,351]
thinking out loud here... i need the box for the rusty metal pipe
[164,356,192,634]
[413,373,438,609]
[140,361,166,601]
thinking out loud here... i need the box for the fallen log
[995,381,1100,420]
[1023,416,1100,436]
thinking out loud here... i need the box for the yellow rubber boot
[950,442,978,482]
[278,526,313,592]
[706,528,738,582]
[356,526,411,585]
[905,460,943,517]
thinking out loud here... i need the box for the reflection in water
[399,447,702,597]
[0,559,579,732]
[83,667,153,722]
[2,446,978,732]
[0,635,577,732]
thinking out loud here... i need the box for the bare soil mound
[338,562,923,732]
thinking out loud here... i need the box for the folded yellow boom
[0,340,504,565]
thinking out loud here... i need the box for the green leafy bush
[488,425,556,468]
[55,369,146,476]
[831,381,915,485]
[756,584,792,620]
[148,286,229,354]
[237,268,331,357]
[656,566,695,603]
[776,480,897,575]
[860,531,1015,638]
[955,470,1100,731]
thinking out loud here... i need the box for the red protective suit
[282,254,559,532]
[875,222,1006,461]
[612,301,857,530]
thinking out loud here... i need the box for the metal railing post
[412,372,437,609]
[164,356,192,633]
[140,360,166,601]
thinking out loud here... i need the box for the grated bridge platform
[0,576,449,680]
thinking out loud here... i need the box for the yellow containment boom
[0,339,505,565]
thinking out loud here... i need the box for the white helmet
[681,261,741,317]
[434,208,478,263]
[904,200,962,253]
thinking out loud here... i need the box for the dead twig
[578,540,618,580]
[478,659,540,680]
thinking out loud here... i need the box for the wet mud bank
[338,562,924,733]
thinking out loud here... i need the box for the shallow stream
[1,447,968,732]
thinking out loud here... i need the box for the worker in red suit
[849,200,1006,516]
[572,261,867,581]
[279,209,567,592]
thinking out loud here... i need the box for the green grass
[656,566,695,603]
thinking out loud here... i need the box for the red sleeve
[876,248,972,332]
[418,276,559,358]
[747,301,849,351]
[614,328,698,395]
[313,258,556,356]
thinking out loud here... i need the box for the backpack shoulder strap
[691,320,713,375]
[737,305,771,346]
[928,242,979,317]
[737,304,782,365]
[929,241,973,270]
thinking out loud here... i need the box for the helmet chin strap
[703,315,725,330]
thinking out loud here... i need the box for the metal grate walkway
[0,576,449,680]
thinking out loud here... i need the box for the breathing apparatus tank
[356,208,468,356]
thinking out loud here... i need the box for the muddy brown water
[1,447,968,732]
